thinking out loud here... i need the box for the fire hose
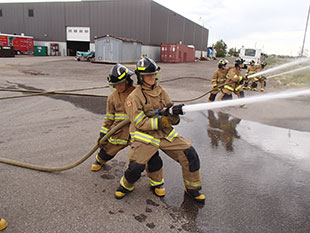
[0,77,211,101]
[0,119,130,172]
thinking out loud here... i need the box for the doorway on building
[67,41,89,56]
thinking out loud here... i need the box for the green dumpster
[33,46,48,56]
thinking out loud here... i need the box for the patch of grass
[274,70,310,87]
[266,56,310,87]
[265,56,293,67]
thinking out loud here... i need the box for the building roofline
[94,34,143,44]
[0,33,34,39]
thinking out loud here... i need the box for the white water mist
[267,65,310,79]
[182,89,310,113]
[248,57,310,79]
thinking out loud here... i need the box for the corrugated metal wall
[0,2,66,41]
[0,0,208,50]
[0,4,24,34]
[150,1,208,50]
[89,0,151,44]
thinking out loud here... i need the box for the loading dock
[66,26,90,56]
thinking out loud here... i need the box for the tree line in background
[212,39,306,58]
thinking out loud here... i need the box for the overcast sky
[1,0,309,56]
[154,0,310,56]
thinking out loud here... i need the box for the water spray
[266,65,310,79]
[177,89,310,114]
[248,57,310,79]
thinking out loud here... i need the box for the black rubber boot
[115,185,133,199]
[151,184,165,197]
[185,188,206,204]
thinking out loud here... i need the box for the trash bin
[33,46,48,56]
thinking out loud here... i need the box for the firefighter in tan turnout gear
[245,60,257,90]
[219,58,247,108]
[250,61,267,92]
[91,64,136,171]
[208,59,229,102]
[92,63,165,197]
[114,57,205,203]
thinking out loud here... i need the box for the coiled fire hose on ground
[0,119,130,172]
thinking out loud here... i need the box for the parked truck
[0,33,34,55]
[239,46,266,65]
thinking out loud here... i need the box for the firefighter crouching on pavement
[0,218,8,231]
[91,64,136,171]
[115,57,205,203]
[245,60,257,90]
[208,59,229,102]
[250,61,267,92]
[219,58,247,108]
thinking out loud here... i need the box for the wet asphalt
[164,110,310,232]
[1,80,310,232]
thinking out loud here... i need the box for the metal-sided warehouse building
[0,0,209,61]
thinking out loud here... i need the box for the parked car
[75,51,95,61]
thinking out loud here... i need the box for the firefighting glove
[168,114,180,125]
[160,103,185,116]
[158,116,172,129]
[157,103,173,116]
[97,132,108,147]
[145,104,184,118]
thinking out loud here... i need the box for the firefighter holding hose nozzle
[219,58,247,108]
[114,57,205,203]
[208,59,229,102]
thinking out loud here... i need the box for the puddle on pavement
[2,82,107,115]
[162,110,310,232]
[237,120,310,160]
[206,110,241,152]
[206,110,310,160]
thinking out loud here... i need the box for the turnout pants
[121,136,202,191]
[96,143,127,164]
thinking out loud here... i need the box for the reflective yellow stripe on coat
[115,113,129,120]
[151,117,159,130]
[134,111,146,125]
[100,126,109,134]
[235,85,243,91]
[165,129,178,142]
[104,114,115,120]
[130,131,160,146]
[224,85,234,91]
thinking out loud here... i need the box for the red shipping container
[160,43,195,63]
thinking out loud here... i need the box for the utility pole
[300,4,310,57]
